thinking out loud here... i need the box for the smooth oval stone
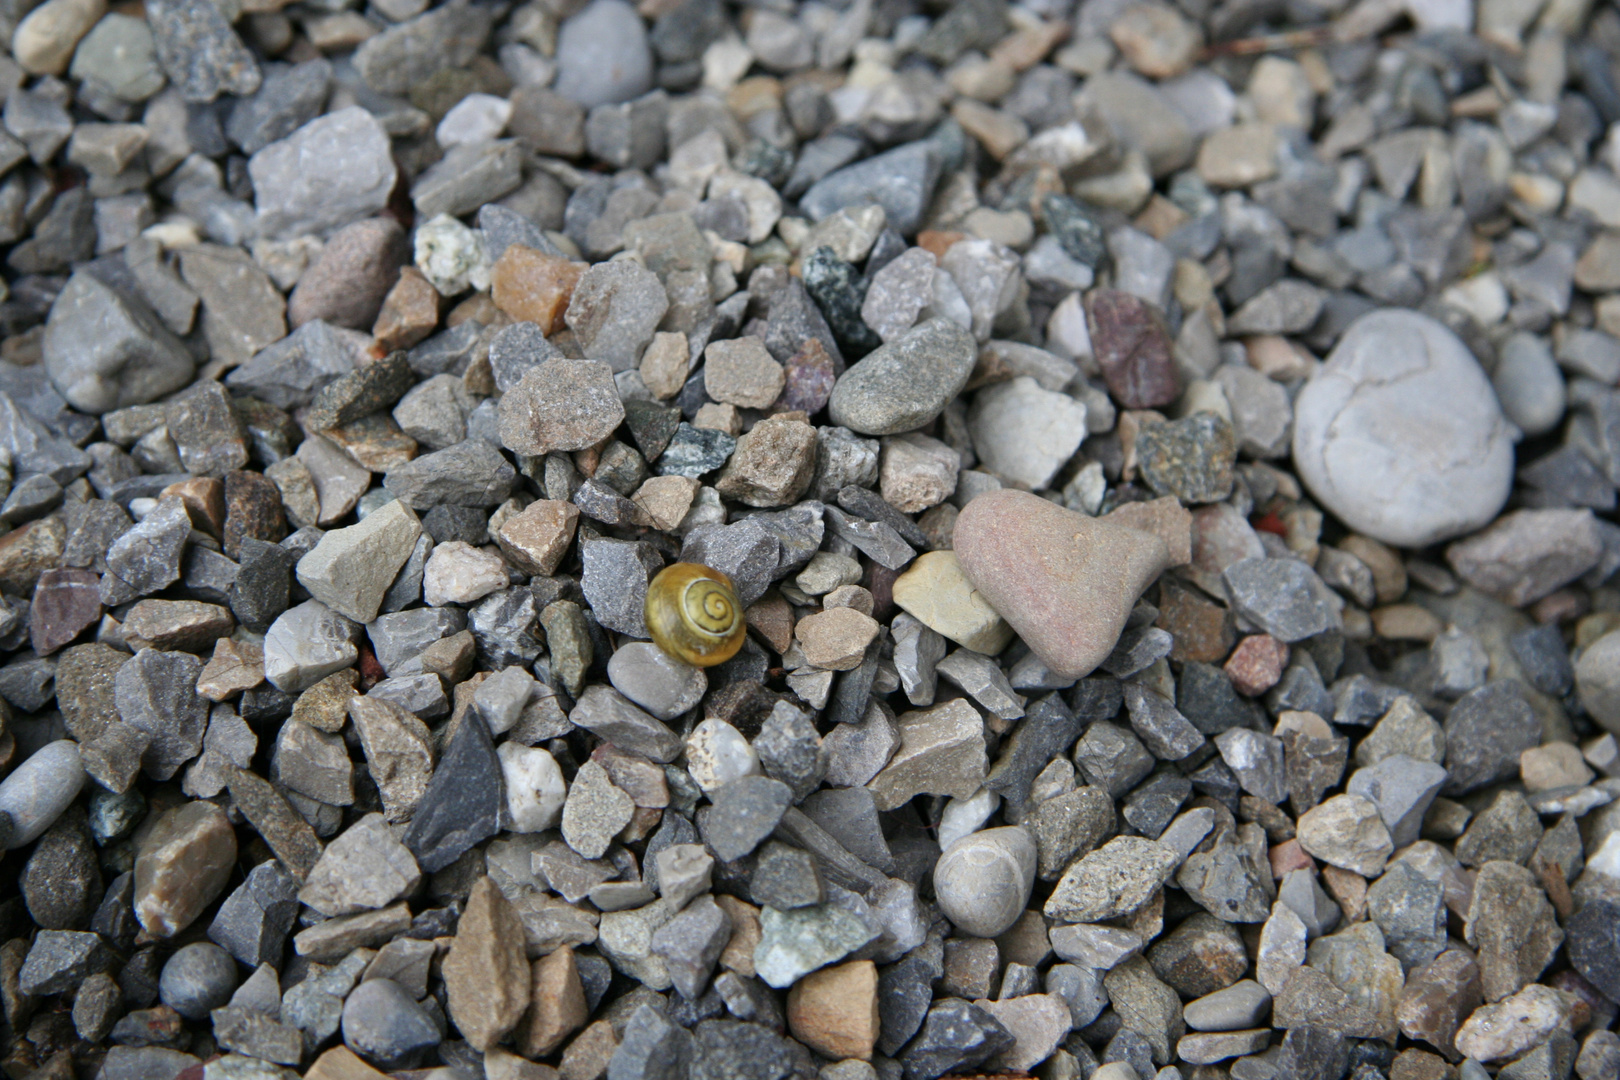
[932,825,1037,938]
[1184,979,1272,1032]
[0,740,85,849]
[553,0,653,108]
[607,642,707,721]
[342,977,443,1068]
[1292,310,1514,548]
[159,942,239,1021]
[827,318,977,436]
[954,489,1171,680]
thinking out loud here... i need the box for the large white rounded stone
[1292,310,1514,548]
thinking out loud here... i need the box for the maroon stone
[223,470,288,559]
[773,337,837,416]
[1087,289,1179,409]
[30,568,104,656]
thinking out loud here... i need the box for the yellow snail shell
[644,562,746,667]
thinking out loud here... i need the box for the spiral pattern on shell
[644,563,746,667]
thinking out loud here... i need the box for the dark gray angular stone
[1222,557,1343,643]
[608,1003,692,1080]
[226,58,331,155]
[1122,683,1205,761]
[581,537,664,636]
[226,319,357,411]
[689,1018,798,1080]
[702,776,793,862]
[657,422,736,478]
[159,942,237,1021]
[18,930,111,996]
[985,692,1082,814]
[402,711,503,873]
[897,997,1015,1080]
[341,977,441,1070]
[468,587,542,668]
[1509,624,1573,697]
[230,538,294,633]
[1442,680,1540,795]
[207,860,301,968]
[113,647,207,782]
[800,141,942,236]
[1178,662,1258,735]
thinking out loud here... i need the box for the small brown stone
[744,592,795,654]
[0,515,67,593]
[630,475,699,532]
[559,1020,617,1080]
[306,1046,391,1080]
[496,499,581,576]
[225,766,323,878]
[492,245,584,334]
[1371,604,1443,642]
[520,945,588,1057]
[1320,864,1368,922]
[292,669,359,733]
[133,801,238,937]
[372,267,441,352]
[417,630,478,683]
[1341,535,1406,603]
[498,360,625,457]
[445,877,532,1051]
[1397,949,1481,1057]
[289,218,409,331]
[640,332,691,400]
[1087,289,1178,410]
[196,638,265,702]
[1225,634,1289,696]
[160,477,226,538]
[29,568,103,656]
[713,414,817,508]
[121,599,235,653]
[704,338,785,409]
[56,643,128,743]
[715,895,761,976]
[1157,577,1235,664]
[323,413,419,473]
[222,470,288,559]
[1390,1048,1450,1080]
[786,960,880,1060]
[795,606,880,671]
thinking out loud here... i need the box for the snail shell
[644,563,746,667]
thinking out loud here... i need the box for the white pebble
[498,743,566,832]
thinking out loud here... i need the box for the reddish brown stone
[159,477,225,539]
[0,515,66,594]
[1157,577,1235,664]
[1396,949,1481,1057]
[1225,634,1289,696]
[223,470,288,559]
[289,218,409,331]
[773,337,836,415]
[372,267,441,352]
[29,568,103,656]
[1087,289,1179,409]
[491,245,583,334]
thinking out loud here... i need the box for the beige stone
[795,607,881,671]
[694,402,742,435]
[704,337,785,409]
[1109,0,1201,78]
[640,332,691,399]
[520,945,588,1057]
[497,500,581,576]
[306,1047,390,1080]
[1520,742,1593,791]
[714,414,817,507]
[715,895,761,975]
[196,637,265,702]
[13,0,105,75]
[632,476,700,532]
[291,669,359,733]
[491,245,583,334]
[891,551,1015,656]
[133,801,237,937]
[1370,604,1442,642]
[444,877,532,1050]
[786,961,880,1060]
[880,433,959,513]
[1340,535,1406,603]
[559,1020,617,1080]
[1104,495,1193,566]
[1196,124,1280,188]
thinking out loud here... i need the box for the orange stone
[917,230,965,260]
[372,267,441,352]
[160,476,226,538]
[786,960,880,1060]
[492,245,584,334]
